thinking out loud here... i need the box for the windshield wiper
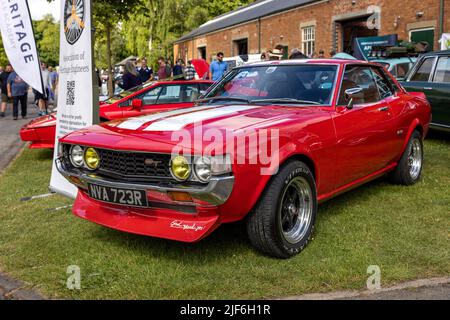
[195,97,252,104]
[250,98,321,105]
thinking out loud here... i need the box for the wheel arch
[399,119,424,158]
[279,153,317,181]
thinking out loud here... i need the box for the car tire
[246,160,317,259]
[390,130,423,185]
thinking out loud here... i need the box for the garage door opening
[198,46,206,60]
[340,17,379,55]
[233,38,248,55]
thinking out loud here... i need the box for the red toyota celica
[20,80,213,149]
[56,60,431,258]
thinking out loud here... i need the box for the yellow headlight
[84,147,100,170]
[171,155,191,181]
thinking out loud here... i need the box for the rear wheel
[246,160,317,259]
[390,130,423,185]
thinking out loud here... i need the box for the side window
[338,65,380,105]
[179,85,200,102]
[371,67,395,99]
[433,57,450,83]
[396,63,411,78]
[410,57,435,82]
[199,83,211,93]
[156,85,182,104]
[140,86,162,105]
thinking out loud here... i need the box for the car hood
[23,113,57,129]
[60,104,324,153]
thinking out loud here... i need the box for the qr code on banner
[66,81,75,105]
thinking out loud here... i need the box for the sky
[28,0,61,21]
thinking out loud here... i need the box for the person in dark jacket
[173,59,185,80]
[119,61,142,90]
[0,64,12,117]
[138,58,153,83]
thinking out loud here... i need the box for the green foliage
[121,0,254,69]
[34,14,60,67]
[0,37,7,67]
[0,0,256,69]
[94,26,130,69]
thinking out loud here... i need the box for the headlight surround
[170,155,191,181]
[84,147,100,170]
[194,157,212,183]
[69,145,84,167]
[210,154,232,175]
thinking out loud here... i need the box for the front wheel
[390,130,424,185]
[246,160,317,259]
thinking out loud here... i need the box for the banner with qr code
[50,0,98,198]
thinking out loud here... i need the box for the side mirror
[131,99,143,109]
[345,87,364,110]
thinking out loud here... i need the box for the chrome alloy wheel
[278,177,313,244]
[408,138,423,180]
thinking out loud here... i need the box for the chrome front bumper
[55,158,234,207]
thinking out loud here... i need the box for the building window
[233,38,248,56]
[198,46,206,60]
[302,26,315,57]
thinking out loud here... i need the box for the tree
[47,0,141,95]
[34,14,60,67]
[0,37,7,67]
[92,0,142,95]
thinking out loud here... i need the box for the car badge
[144,159,162,167]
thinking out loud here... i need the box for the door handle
[423,87,433,90]
[378,106,390,112]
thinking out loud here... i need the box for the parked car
[400,50,450,132]
[20,80,213,149]
[373,57,417,80]
[56,60,430,258]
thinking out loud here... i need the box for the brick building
[174,0,449,62]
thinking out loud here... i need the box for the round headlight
[70,145,84,167]
[170,155,191,181]
[194,157,211,183]
[84,147,100,170]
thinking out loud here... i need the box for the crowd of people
[0,61,58,120]
[117,57,205,91]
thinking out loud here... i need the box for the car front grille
[96,148,172,181]
[62,144,174,182]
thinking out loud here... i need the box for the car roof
[372,57,417,65]
[243,59,373,67]
[421,50,450,57]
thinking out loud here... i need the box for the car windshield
[203,65,338,105]
[104,81,156,104]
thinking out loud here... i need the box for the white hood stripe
[144,105,258,131]
[117,105,214,130]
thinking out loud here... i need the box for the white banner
[440,33,450,50]
[50,0,98,198]
[0,0,44,94]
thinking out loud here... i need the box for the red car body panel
[58,60,431,242]
[19,80,213,149]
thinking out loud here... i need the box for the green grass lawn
[0,136,449,299]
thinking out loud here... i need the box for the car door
[427,56,450,128]
[332,65,395,187]
[117,86,163,119]
[371,67,406,162]
[402,56,438,111]
[139,83,200,115]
